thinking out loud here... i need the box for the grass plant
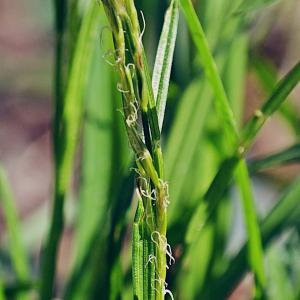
[1,0,300,299]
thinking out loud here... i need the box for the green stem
[179,0,265,290]
[101,1,169,298]
[53,0,67,160]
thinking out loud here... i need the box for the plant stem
[101,1,170,298]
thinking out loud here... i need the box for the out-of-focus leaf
[40,2,101,299]
[211,175,300,298]
[249,143,300,173]
[241,61,300,149]
[71,17,116,275]
[64,6,131,300]
[234,0,280,14]
[0,166,30,284]
[180,0,265,289]
[165,79,212,223]
[224,34,248,126]
[177,224,214,300]
[266,246,294,300]
[251,55,300,136]
[179,0,238,142]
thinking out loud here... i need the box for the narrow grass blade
[179,0,265,289]
[224,34,248,126]
[235,0,280,14]
[152,0,179,131]
[179,0,238,143]
[40,2,100,299]
[64,17,131,298]
[178,224,215,300]
[187,60,300,238]
[186,63,300,294]
[70,16,115,278]
[235,161,266,290]
[249,143,300,172]
[241,61,300,150]
[166,0,244,226]
[251,55,300,136]
[64,49,115,300]
[165,79,213,223]
[212,175,300,298]
[0,166,30,284]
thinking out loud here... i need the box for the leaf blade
[152,0,179,131]
[0,165,30,282]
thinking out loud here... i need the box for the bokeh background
[0,0,300,299]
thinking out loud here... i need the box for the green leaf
[235,0,280,14]
[187,60,300,242]
[266,246,294,300]
[40,2,101,299]
[179,0,238,143]
[224,34,248,126]
[179,0,265,289]
[241,61,300,150]
[165,79,213,223]
[212,175,300,299]
[64,6,131,299]
[249,143,300,173]
[152,0,179,131]
[0,165,30,283]
[251,55,300,136]
[235,161,266,290]
[64,31,116,300]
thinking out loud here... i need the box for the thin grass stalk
[53,0,67,159]
[100,1,171,298]
[186,60,300,262]
[179,0,266,291]
[40,3,100,299]
[0,166,30,300]
[250,55,300,136]
[249,143,300,173]
[41,1,67,297]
